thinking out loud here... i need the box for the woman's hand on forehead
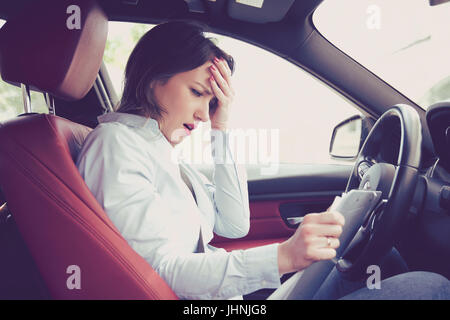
[208,57,235,131]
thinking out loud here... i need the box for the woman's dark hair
[116,20,235,120]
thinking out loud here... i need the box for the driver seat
[0,0,177,299]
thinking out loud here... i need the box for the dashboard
[427,102,450,176]
[356,103,450,185]
[394,102,450,278]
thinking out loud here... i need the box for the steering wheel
[335,104,422,279]
[269,104,422,300]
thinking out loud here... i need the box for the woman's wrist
[277,241,294,276]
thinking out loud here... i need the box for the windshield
[313,0,450,110]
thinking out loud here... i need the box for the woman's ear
[149,78,168,91]
[148,79,161,101]
[149,79,157,90]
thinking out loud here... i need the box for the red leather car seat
[0,0,177,299]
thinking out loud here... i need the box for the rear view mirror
[329,115,362,160]
[429,0,450,6]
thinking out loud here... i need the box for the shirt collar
[97,112,160,131]
[97,112,182,162]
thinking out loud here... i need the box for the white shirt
[76,112,281,299]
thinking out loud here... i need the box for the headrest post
[45,93,56,115]
[94,75,114,113]
[21,83,32,113]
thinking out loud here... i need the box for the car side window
[104,22,361,174]
[0,20,49,121]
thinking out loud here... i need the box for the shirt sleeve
[206,129,251,239]
[76,124,281,300]
[157,243,281,300]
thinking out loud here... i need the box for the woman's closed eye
[191,88,217,109]
[191,88,203,97]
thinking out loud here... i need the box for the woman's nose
[195,101,210,122]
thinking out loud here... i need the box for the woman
[76,20,449,300]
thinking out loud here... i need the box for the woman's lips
[183,123,198,135]
[183,124,192,135]
[184,123,195,130]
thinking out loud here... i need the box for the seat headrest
[0,0,108,101]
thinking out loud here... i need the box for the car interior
[0,0,448,300]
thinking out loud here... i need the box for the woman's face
[152,60,215,146]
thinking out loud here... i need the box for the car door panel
[210,164,352,251]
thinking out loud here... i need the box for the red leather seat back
[0,114,178,299]
[0,0,107,100]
